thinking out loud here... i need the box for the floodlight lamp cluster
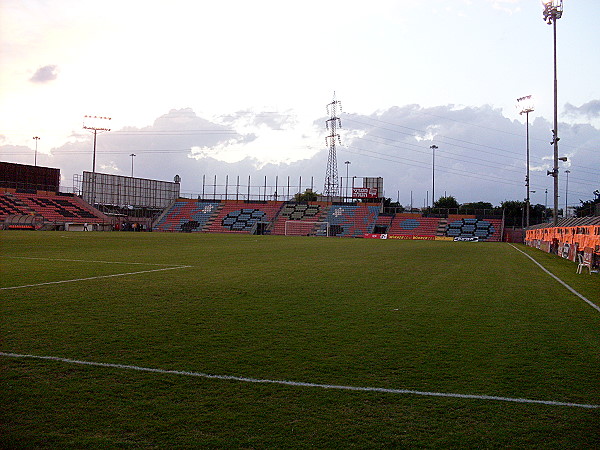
[542,0,563,24]
[516,95,535,114]
[83,114,112,131]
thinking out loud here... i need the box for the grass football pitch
[1,231,599,448]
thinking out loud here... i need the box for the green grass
[1,231,599,448]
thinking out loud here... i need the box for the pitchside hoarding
[363,234,452,241]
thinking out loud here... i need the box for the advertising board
[352,187,378,199]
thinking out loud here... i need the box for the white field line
[1,256,179,266]
[0,265,191,291]
[1,352,598,410]
[509,244,600,313]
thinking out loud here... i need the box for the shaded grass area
[3,361,598,449]
[1,231,599,447]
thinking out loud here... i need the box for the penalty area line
[0,265,191,291]
[509,244,600,314]
[1,352,598,410]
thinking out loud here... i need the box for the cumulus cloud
[334,104,599,206]
[486,0,522,14]
[30,65,59,83]
[219,109,298,131]
[1,104,598,206]
[564,100,600,119]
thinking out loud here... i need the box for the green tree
[459,201,494,213]
[433,196,459,209]
[501,200,528,227]
[294,189,318,202]
[530,203,551,224]
[382,197,405,213]
[574,196,600,217]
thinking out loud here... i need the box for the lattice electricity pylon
[324,93,342,198]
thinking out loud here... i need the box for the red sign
[352,187,379,198]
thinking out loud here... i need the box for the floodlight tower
[344,160,351,199]
[83,115,111,206]
[324,93,342,199]
[564,169,570,217]
[430,145,438,208]
[517,95,534,227]
[542,0,563,226]
[130,153,136,177]
[32,136,40,166]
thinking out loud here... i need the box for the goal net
[284,221,329,237]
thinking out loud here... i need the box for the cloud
[564,100,600,119]
[219,109,298,131]
[30,65,59,83]
[336,104,599,206]
[486,0,522,14]
[1,104,598,207]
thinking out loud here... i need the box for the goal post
[284,221,329,237]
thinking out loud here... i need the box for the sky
[1,0,599,209]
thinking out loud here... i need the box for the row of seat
[203,201,283,233]
[322,205,381,237]
[151,199,505,240]
[389,217,441,235]
[0,192,107,223]
[153,201,220,232]
[271,202,328,236]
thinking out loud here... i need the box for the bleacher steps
[436,219,447,237]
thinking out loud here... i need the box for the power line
[344,113,600,172]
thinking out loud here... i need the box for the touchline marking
[0,266,191,291]
[509,244,600,314]
[2,352,598,410]
[1,256,181,266]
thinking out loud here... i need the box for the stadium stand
[0,192,108,224]
[373,214,394,233]
[445,217,502,241]
[322,204,380,237]
[0,193,30,217]
[153,200,221,232]
[271,202,328,236]
[203,201,284,233]
[526,217,600,253]
[388,216,441,236]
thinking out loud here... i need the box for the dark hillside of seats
[0,192,108,224]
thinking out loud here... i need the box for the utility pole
[543,0,563,226]
[130,153,136,177]
[430,145,438,208]
[32,136,40,166]
[324,93,342,199]
[544,188,548,221]
[517,95,534,227]
[83,115,111,206]
[564,169,570,217]
[344,161,351,200]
